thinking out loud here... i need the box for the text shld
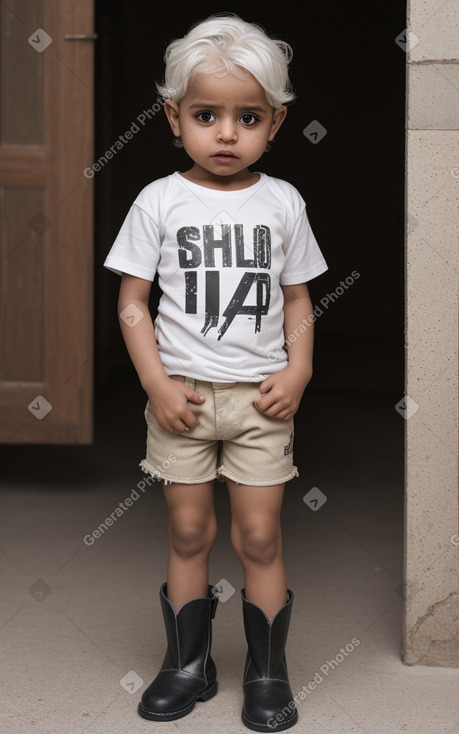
[177,223,272,339]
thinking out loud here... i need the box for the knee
[231,522,281,566]
[170,513,217,557]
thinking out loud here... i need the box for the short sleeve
[280,204,328,285]
[103,203,160,280]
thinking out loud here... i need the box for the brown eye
[197,111,215,123]
[240,113,258,125]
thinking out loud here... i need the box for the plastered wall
[404,0,459,666]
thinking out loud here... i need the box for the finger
[254,394,276,412]
[258,402,289,419]
[186,389,206,404]
[182,405,200,428]
[168,422,188,433]
[254,400,274,415]
[259,381,273,395]
[173,408,200,431]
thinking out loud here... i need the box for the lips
[212,150,237,158]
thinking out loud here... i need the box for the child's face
[164,69,286,185]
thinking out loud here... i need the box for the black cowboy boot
[241,588,298,732]
[138,582,219,721]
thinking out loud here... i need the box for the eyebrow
[188,103,268,113]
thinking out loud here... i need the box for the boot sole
[137,680,218,721]
[242,708,298,732]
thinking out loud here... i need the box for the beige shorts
[140,375,299,486]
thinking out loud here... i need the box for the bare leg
[162,480,217,612]
[226,478,287,620]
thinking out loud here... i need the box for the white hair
[156,14,296,108]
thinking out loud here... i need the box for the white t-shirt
[104,172,328,382]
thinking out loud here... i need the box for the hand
[253,366,312,420]
[147,377,205,433]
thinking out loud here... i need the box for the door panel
[0,0,94,443]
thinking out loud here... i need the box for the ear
[163,100,181,137]
[268,105,287,140]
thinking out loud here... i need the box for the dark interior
[94,0,406,430]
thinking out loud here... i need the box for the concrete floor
[1,384,458,734]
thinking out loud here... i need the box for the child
[104,14,328,731]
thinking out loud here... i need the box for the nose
[217,117,237,143]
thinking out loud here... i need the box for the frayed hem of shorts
[139,459,218,486]
[216,464,299,486]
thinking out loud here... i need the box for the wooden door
[0,0,94,443]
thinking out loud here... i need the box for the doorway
[95,1,406,403]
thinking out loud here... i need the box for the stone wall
[404,0,459,666]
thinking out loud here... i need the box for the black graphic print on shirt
[177,224,272,340]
